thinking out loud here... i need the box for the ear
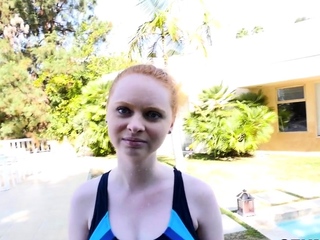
[168,122,174,134]
[105,106,110,124]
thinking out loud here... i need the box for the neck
[115,153,160,191]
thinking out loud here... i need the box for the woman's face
[106,73,174,159]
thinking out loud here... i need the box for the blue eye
[146,111,162,120]
[116,107,131,115]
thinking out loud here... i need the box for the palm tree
[129,0,184,66]
[129,0,215,169]
[129,0,215,63]
[186,0,216,55]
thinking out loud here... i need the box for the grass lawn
[159,153,320,195]
[159,152,320,239]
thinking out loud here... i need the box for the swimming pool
[277,214,320,238]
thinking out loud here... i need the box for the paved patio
[223,189,320,240]
[0,153,92,240]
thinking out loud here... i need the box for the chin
[119,149,156,160]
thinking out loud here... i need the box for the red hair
[108,64,185,118]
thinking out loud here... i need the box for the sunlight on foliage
[184,84,277,159]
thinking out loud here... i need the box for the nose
[127,115,145,133]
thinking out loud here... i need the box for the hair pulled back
[108,64,184,118]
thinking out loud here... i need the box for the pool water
[277,214,320,238]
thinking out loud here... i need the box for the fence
[0,138,52,191]
[0,138,51,153]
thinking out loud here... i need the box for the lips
[122,137,147,148]
[122,137,147,143]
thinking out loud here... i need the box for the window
[277,86,307,132]
[316,83,320,136]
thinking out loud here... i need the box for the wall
[249,77,320,151]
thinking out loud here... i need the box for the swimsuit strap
[88,168,198,239]
[88,171,111,239]
[172,167,198,239]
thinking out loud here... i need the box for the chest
[108,186,173,240]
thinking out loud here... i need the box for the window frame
[276,85,307,133]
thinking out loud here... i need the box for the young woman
[68,64,223,240]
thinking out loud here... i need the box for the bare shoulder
[71,176,101,207]
[181,172,224,240]
[68,176,102,240]
[69,176,101,223]
[181,172,216,201]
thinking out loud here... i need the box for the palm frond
[148,36,162,58]
[137,0,169,17]
[166,16,180,41]
[128,21,155,57]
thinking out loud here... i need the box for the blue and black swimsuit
[88,168,198,240]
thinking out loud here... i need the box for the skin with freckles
[68,64,223,240]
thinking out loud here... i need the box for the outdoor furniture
[0,153,23,191]
[0,138,55,191]
[0,148,38,191]
[0,154,11,191]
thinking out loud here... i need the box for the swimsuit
[88,168,198,240]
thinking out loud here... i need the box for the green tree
[1,0,97,39]
[74,80,115,156]
[39,54,132,143]
[0,39,49,139]
[130,0,214,64]
[233,89,268,106]
[228,102,276,154]
[31,17,132,145]
[184,84,236,158]
[187,0,217,55]
[129,0,183,64]
[184,85,277,158]
[0,0,103,75]
[236,26,264,38]
[236,28,249,38]
[0,0,132,146]
[251,26,264,35]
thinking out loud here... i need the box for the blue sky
[95,0,320,53]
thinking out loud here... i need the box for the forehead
[109,73,171,108]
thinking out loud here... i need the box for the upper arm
[196,185,223,240]
[184,176,224,240]
[68,179,99,240]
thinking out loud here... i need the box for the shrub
[184,85,276,159]
[74,80,115,156]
